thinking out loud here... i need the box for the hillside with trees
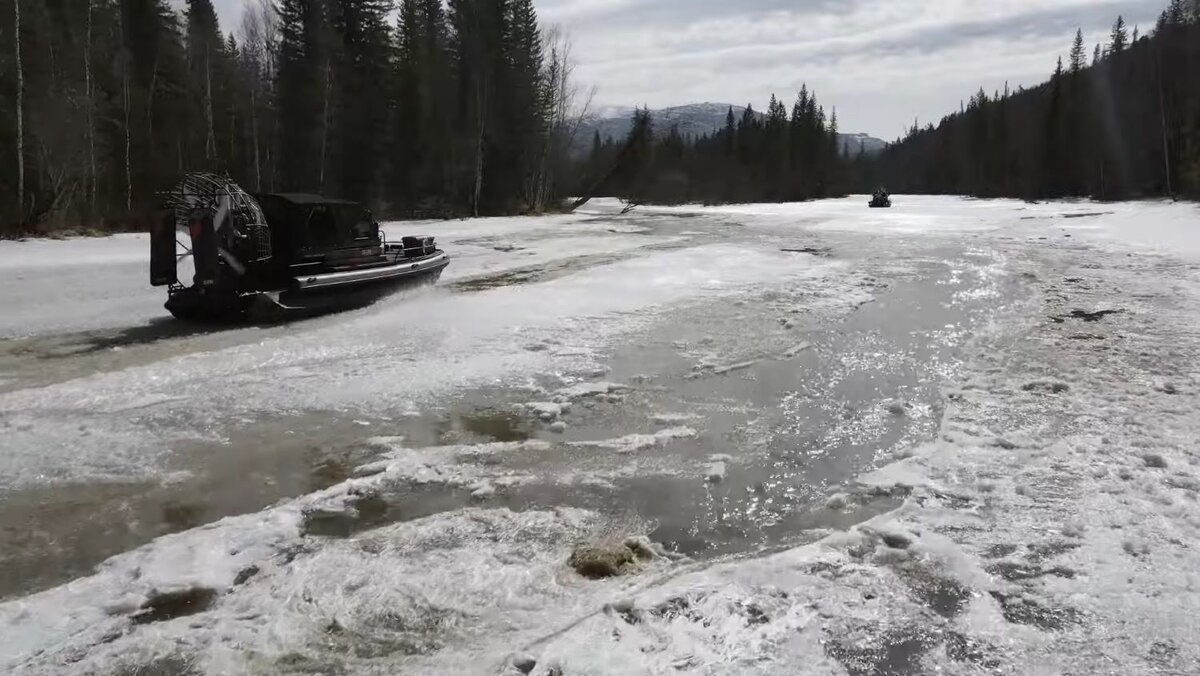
[872,1,1200,200]
[583,88,848,206]
[0,0,584,235]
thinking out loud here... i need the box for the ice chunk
[569,427,697,454]
[469,480,497,499]
[651,413,699,426]
[1142,453,1168,469]
[525,401,567,421]
[825,493,851,511]
[783,341,813,358]
[554,381,628,400]
[704,461,727,483]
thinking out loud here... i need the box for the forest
[584,89,846,207]
[871,1,1200,200]
[0,0,585,235]
[2,1,1197,236]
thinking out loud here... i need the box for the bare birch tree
[119,4,132,211]
[318,62,333,193]
[539,27,594,210]
[14,0,24,218]
[84,0,97,214]
[240,0,279,191]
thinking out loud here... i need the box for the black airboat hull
[166,252,449,323]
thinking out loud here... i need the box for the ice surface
[5,196,1200,674]
[0,238,846,491]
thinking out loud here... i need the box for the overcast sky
[210,0,1163,139]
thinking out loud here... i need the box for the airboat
[151,173,449,322]
[869,188,892,208]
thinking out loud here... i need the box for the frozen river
[1,196,1199,674]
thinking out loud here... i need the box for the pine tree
[328,0,393,204]
[1093,43,1102,65]
[448,0,511,215]
[722,106,736,156]
[614,106,654,205]
[1069,28,1086,72]
[589,130,602,163]
[391,0,422,209]
[1110,16,1128,54]
[737,103,757,165]
[503,0,547,209]
[13,0,23,218]
[1166,0,1186,24]
[276,0,329,192]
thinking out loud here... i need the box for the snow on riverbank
[622,194,1200,254]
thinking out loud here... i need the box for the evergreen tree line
[870,1,1200,200]
[583,87,847,206]
[0,0,585,235]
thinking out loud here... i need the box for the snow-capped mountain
[576,103,887,156]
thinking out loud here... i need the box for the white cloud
[208,0,1164,136]
[543,0,1163,135]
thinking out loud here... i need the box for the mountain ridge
[577,103,887,156]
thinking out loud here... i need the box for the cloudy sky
[210,0,1164,138]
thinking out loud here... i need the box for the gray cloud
[540,0,859,28]
[551,0,1163,134]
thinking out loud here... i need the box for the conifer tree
[503,0,546,209]
[1110,16,1128,53]
[1069,29,1086,72]
[276,0,328,192]
[722,106,736,156]
[1166,0,1186,24]
[327,0,393,204]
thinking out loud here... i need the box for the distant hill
[576,103,886,157]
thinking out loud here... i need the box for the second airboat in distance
[151,173,449,323]
[869,187,892,208]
